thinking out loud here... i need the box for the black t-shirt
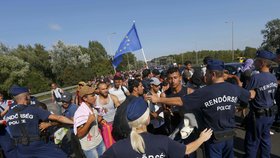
[181,82,250,131]
[112,95,137,141]
[165,86,188,113]
[101,132,186,158]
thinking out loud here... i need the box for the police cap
[61,92,72,103]
[206,59,225,71]
[256,50,276,61]
[9,85,29,96]
[126,97,148,122]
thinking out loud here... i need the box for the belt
[253,106,277,117]
[14,136,41,145]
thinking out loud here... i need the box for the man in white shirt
[109,75,130,104]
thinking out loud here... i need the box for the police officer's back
[244,50,278,158]
[5,85,73,158]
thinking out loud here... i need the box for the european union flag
[112,24,142,68]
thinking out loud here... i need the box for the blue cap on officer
[206,59,225,71]
[126,97,148,121]
[9,85,29,96]
[256,50,276,60]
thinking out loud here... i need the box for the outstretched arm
[48,114,73,125]
[185,128,213,155]
[147,94,183,106]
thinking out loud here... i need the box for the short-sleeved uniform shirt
[63,103,78,119]
[181,82,250,131]
[246,72,278,109]
[101,132,186,158]
[5,104,51,138]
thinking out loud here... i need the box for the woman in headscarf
[101,97,212,158]
[239,58,255,122]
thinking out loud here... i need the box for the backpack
[120,86,128,97]
[112,96,135,141]
[53,88,63,102]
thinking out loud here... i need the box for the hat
[126,97,148,121]
[9,85,29,96]
[61,92,72,102]
[150,77,161,86]
[79,86,95,97]
[256,50,276,60]
[78,81,86,86]
[206,59,225,71]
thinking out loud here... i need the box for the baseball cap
[126,97,148,122]
[61,92,72,102]
[150,77,161,86]
[78,81,86,86]
[79,86,95,97]
[256,50,276,61]
[207,59,225,71]
[9,85,29,96]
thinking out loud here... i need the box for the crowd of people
[0,49,280,158]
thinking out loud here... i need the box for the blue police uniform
[63,103,77,119]
[181,59,250,158]
[5,85,67,158]
[244,50,278,158]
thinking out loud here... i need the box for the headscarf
[240,59,254,72]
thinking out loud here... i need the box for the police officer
[4,85,73,158]
[244,50,278,158]
[148,59,254,158]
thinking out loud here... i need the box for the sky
[1,0,279,61]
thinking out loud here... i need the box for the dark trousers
[244,113,274,158]
[0,128,17,158]
[17,141,67,158]
[204,138,234,158]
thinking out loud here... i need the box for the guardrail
[33,85,77,102]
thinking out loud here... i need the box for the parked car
[224,62,242,75]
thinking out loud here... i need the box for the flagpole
[141,48,148,68]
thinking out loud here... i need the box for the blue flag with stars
[112,24,142,68]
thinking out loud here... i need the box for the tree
[87,41,114,74]
[0,55,29,91]
[244,47,257,59]
[0,43,10,54]
[261,18,280,52]
[50,41,91,85]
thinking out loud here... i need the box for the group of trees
[0,41,116,94]
[1,18,279,94]
[152,46,257,66]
